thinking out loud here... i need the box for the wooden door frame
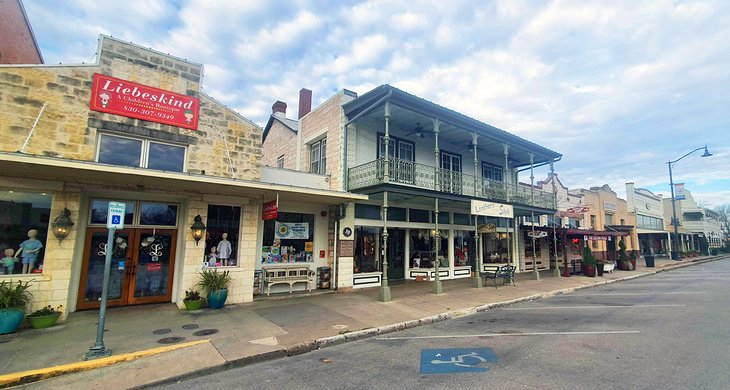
[126,229,177,305]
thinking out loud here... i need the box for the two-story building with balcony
[662,189,722,254]
[263,85,561,295]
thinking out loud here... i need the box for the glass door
[77,228,135,310]
[387,229,405,280]
[128,229,177,304]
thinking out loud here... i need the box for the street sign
[420,348,497,374]
[106,201,126,230]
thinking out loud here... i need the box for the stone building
[0,35,363,314]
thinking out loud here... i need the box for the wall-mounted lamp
[190,215,206,245]
[52,207,74,243]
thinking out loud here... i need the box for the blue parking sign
[420,348,497,374]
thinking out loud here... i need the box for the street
[155,259,730,390]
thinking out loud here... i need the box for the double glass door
[77,228,177,309]
[440,152,462,194]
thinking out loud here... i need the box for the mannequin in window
[207,246,218,267]
[15,229,43,274]
[217,233,232,266]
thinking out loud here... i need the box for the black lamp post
[668,145,712,260]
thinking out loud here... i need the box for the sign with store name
[566,206,589,213]
[674,183,686,200]
[470,200,513,218]
[106,201,126,230]
[527,231,548,238]
[262,199,279,220]
[275,222,309,239]
[90,73,200,130]
[584,235,611,241]
[603,201,617,212]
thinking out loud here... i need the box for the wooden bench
[482,264,516,288]
[262,266,312,296]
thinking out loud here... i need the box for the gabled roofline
[262,114,297,143]
[343,84,562,163]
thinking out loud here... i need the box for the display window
[453,230,474,267]
[485,233,510,263]
[0,191,51,275]
[262,212,314,264]
[353,227,380,273]
[205,204,241,267]
[408,229,447,269]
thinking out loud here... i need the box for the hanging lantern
[52,208,74,243]
[190,215,206,245]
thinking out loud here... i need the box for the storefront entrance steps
[0,255,726,388]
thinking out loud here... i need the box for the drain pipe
[343,90,392,191]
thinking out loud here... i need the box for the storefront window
[97,133,186,172]
[354,227,380,273]
[0,191,51,275]
[90,199,135,225]
[485,233,510,263]
[453,230,474,267]
[355,204,381,220]
[205,205,241,267]
[139,202,178,226]
[387,207,406,221]
[409,209,429,223]
[408,230,446,268]
[262,212,314,264]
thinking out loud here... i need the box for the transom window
[89,199,179,227]
[97,133,186,173]
[310,138,327,174]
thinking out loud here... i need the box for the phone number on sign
[123,105,175,120]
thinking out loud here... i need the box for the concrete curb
[0,339,209,389]
[36,255,730,389]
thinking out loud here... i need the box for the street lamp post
[668,145,712,260]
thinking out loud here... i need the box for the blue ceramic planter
[0,309,26,334]
[207,289,228,309]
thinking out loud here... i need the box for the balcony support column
[433,119,440,192]
[383,102,391,184]
[472,133,479,196]
[379,191,391,302]
[503,144,510,195]
[550,160,561,278]
[530,153,540,281]
[432,198,443,295]
[473,214,483,288]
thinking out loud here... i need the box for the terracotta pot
[583,264,596,277]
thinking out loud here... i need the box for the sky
[22,0,730,207]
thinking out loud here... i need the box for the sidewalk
[1,255,724,389]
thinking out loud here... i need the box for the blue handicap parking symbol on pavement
[111,215,121,224]
[420,348,497,374]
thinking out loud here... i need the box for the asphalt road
[156,260,730,390]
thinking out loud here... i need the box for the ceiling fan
[405,123,426,138]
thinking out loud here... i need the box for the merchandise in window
[354,226,380,273]
[205,205,241,267]
[0,191,51,275]
[262,212,314,264]
[453,230,474,267]
[484,233,510,263]
[408,229,447,269]
[97,133,186,172]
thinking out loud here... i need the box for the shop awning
[563,228,629,237]
[0,152,369,204]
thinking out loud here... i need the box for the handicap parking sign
[420,348,497,374]
[106,201,126,230]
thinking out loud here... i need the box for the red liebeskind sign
[89,73,200,130]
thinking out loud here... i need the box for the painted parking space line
[503,304,686,310]
[420,348,497,374]
[378,330,640,341]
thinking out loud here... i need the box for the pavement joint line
[79,256,730,389]
[0,339,210,388]
[502,304,687,310]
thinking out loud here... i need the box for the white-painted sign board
[470,200,514,218]
[107,201,126,230]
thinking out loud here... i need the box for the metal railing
[348,157,556,209]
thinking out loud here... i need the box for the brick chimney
[272,100,287,115]
[298,88,312,119]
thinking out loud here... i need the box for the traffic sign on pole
[106,201,125,230]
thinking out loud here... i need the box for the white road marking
[503,304,686,310]
[554,292,706,296]
[376,330,640,340]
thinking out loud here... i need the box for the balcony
[348,158,556,210]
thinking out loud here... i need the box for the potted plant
[617,240,631,270]
[183,290,205,311]
[582,246,597,277]
[197,268,231,309]
[27,305,62,329]
[0,280,33,334]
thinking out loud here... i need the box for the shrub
[582,246,597,266]
[0,280,33,311]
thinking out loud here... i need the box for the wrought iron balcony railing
[348,157,557,210]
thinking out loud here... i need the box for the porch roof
[343,84,562,165]
[0,151,368,204]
